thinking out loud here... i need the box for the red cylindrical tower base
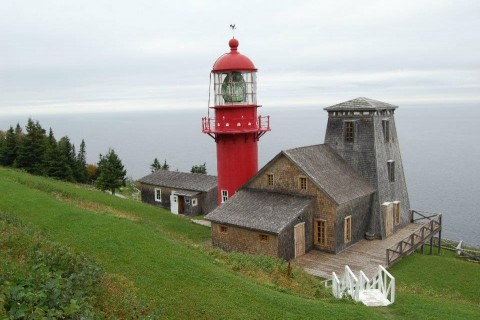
[216,133,258,204]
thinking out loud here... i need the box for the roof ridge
[242,187,315,200]
[324,97,398,111]
[283,143,324,153]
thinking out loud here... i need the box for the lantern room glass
[214,71,256,106]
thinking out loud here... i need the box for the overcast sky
[1,0,479,115]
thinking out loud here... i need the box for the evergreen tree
[0,131,4,163]
[14,123,23,136]
[162,159,169,171]
[15,119,47,174]
[56,136,76,182]
[150,158,161,173]
[75,139,88,183]
[42,128,62,178]
[96,149,126,195]
[191,162,207,174]
[0,127,18,166]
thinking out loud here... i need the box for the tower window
[382,120,390,142]
[298,177,307,190]
[221,190,228,203]
[267,173,274,186]
[387,161,395,182]
[154,188,162,202]
[344,121,355,142]
[344,216,352,243]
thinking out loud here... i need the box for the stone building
[205,97,411,259]
[138,170,217,216]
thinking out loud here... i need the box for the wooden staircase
[326,265,395,307]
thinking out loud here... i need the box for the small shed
[138,170,217,216]
[205,189,314,260]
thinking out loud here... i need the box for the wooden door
[294,222,305,258]
[170,194,179,214]
[382,202,393,238]
[178,196,185,214]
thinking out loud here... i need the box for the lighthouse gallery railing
[202,115,270,134]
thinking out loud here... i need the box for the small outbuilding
[138,170,217,216]
[206,189,314,260]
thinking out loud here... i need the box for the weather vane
[230,24,236,37]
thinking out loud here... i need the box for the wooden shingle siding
[211,222,279,257]
[246,155,339,253]
[139,183,217,216]
[334,195,372,253]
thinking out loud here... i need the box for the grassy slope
[1,167,479,319]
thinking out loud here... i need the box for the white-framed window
[192,198,198,207]
[221,190,228,203]
[344,216,352,243]
[154,188,162,202]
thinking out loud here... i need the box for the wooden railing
[386,211,442,267]
[329,265,395,305]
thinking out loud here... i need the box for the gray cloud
[1,0,479,115]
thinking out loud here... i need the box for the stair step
[359,289,391,307]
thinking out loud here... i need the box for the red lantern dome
[212,38,257,72]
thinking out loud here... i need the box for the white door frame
[170,193,179,214]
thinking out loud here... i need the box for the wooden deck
[294,223,421,279]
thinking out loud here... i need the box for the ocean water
[1,105,479,246]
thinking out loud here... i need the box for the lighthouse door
[170,194,179,214]
[294,222,306,258]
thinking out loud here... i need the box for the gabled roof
[324,97,398,111]
[205,189,313,234]
[138,170,217,192]
[283,144,375,204]
[255,144,374,205]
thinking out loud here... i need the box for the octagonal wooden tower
[202,38,270,204]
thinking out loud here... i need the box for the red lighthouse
[202,38,270,204]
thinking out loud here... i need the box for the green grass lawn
[1,167,479,319]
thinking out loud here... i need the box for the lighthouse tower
[202,38,270,204]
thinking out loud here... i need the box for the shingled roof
[324,97,398,111]
[205,189,313,234]
[282,144,375,204]
[138,170,217,192]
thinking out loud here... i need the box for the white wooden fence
[327,265,395,306]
